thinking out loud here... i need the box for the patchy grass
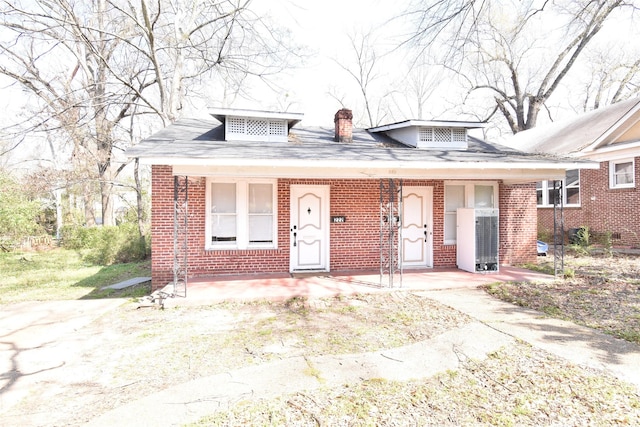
[4,250,640,426]
[485,253,640,345]
[188,343,640,426]
[108,292,474,387]
[3,292,475,426]
[0,248,150,303]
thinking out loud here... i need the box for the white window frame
[537,170,581,207]
[609,159,635,189]
[443,181,498,245]
[205,178,278,250]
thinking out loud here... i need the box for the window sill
[205,245,277,251]
[537,205,581,209]
[609,185,635,190]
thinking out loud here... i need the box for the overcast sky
[245,0,410,126]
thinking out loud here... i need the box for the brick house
[127,108,595,291]
[509,97,640,248]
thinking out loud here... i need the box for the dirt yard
[1,253,639,426]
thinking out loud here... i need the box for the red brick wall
[150,168,537,289]
[537,157,640,248]
[499,182,538,266]
[150,165,174,287]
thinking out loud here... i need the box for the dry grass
[1,292,471,426]
[3,252,640,426]
[485,252,640,344]
[190,343,640,426]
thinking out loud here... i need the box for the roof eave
[368,120,487,133]
[135,157,598,171]
[582,99,640,152]
[209,107,304,128]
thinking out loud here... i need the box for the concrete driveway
[0,299,125,413]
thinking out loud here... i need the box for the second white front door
[290,185,329,271]
[401,186,433,268]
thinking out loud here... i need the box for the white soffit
[172,164,571,182]
[577,140,640,162]
[165,158,595,182]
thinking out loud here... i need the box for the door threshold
[291,270,330,278]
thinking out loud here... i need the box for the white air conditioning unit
[457,208,499,273]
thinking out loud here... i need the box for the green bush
[575,226,590,247]
[0,171,45,247]
[60,223,149,265]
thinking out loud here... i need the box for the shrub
[0,171,45,247]
[61,223,149,265]
[575,226,590,247]
[567,226,592,255]
[563,267,575,278]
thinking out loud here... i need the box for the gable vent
[226,116,288,142]
[418,127,468,149]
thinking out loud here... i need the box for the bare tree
[388,61,441,121]
[403,0,635,134]
[0,0,299,230]
[579,46,640,111]
[0,0,141,225]
[108,0,299,123]
[333,30,393,127]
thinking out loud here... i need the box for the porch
[162,266,553,308]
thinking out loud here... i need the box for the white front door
[290,185,329,271]
[401,186,433,268]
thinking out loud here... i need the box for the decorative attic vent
[226,116,288,142]
[417,127,468,149]
[419,127,467,143]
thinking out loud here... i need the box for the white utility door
[290,185,330,271]
[401,186,433,268]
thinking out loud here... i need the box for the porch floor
[163,266,554,308]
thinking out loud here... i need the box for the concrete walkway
[88,286,640,427]
[87,322,514,427]
[422,287,640,389]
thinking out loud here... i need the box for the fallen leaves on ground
[190,343,640,426]
[485,253,640,344]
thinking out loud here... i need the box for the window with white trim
[207,179,277,249]
[444,182,497,244]
[536,170,580,207]
[609,159,635,189]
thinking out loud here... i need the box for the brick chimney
[334,108,353,143]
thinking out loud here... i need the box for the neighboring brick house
[127,107,594,291]
[509,97,640,249]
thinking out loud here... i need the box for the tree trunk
[83,182,96,226]
[100,180,114,226]
[134,158,147,252]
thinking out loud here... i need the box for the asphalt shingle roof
[126,118,588,167]
[507,97,640,155]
